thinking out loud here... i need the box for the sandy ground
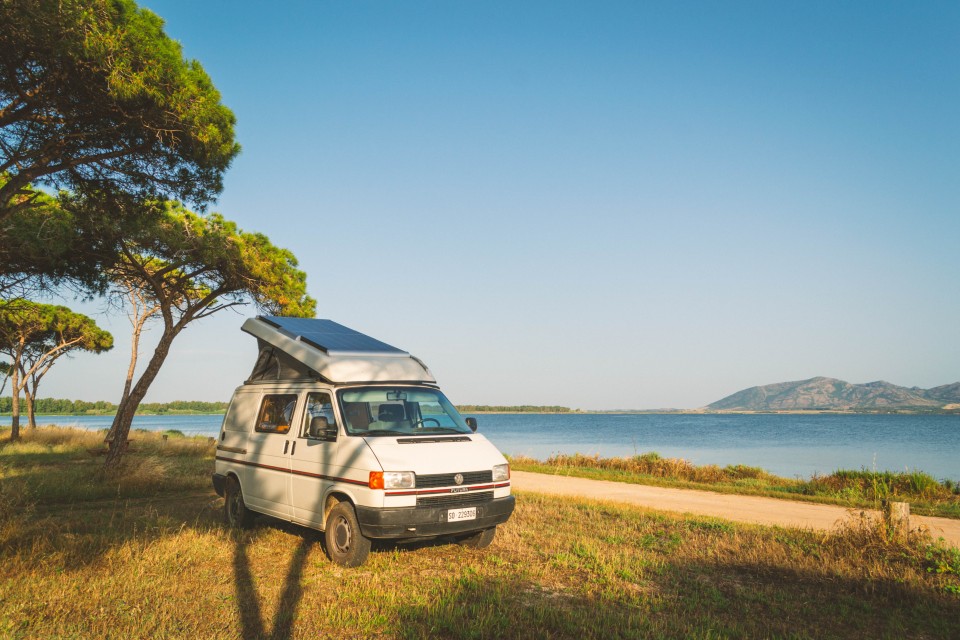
[511,470,960,548]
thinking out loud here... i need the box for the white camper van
[212,316,515,567]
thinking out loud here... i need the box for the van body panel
[220,387,296,519]
[288,436,386,524]
[288,437,338,526]
[240,431,293,519]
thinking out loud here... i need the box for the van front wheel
[224,477,254,529]
[325,502,371,567]
[457,527,496,549]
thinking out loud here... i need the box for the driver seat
[377,404,405,421]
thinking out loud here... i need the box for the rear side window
[256,394,298,433]
[223,393,260,432]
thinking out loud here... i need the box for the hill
[708,376,960,411]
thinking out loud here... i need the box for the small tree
[108,267,163,427]
[104,202,315,465]
[0,301,113,440]
[0,361,10,397]
[0,0,240,219]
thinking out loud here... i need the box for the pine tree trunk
[9,367,20,442]
[107,319,143,443]
[105,327,179,466]
[107,308,151,441]
[25,388,36,428]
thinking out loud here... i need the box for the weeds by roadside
[510,452,960,519]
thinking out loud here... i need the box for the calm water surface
[15,412,960,481]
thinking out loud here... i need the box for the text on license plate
[447,507,476,522]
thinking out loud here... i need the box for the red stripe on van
[215,455,368,487]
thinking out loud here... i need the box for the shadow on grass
[233,528,315,640]
[389,560,960,640]
[0,489,222,571]
[652,558,960,639]
[392,574,651,640]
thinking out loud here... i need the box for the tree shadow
[2,491,223,571]
[650,557,960,638]
[232,526,315,640]
[391,574,652,640]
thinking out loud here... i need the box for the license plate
[447,507,476,522]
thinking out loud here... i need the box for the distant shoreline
[460,409,960,415]
[0,410,226,417]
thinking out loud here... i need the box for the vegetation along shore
[0,397,228,416]
[1,426,958,638]
[510,453,960,520]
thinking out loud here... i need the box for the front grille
[417,470,492,489]
[417,490,494,508]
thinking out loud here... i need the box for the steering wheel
[415,417,441,428]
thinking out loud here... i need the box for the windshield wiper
[353,430,406,437]
[406,428,464,435]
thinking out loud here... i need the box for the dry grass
[1,427,958,638]
[0,425,215,505]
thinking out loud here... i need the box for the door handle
[283,440,289,455]
[291,441,297,456]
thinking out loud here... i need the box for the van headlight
[384,471,415,489]
[492,464,509,482]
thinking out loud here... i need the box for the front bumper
[356,495,516,539]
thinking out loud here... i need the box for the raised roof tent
[241,316,435,384]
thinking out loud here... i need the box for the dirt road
[511,470,960,547]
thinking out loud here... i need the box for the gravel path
[511,470,960,547]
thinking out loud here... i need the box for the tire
[325,501,371,567]
[457,526,496,549]
[224,476,255,529]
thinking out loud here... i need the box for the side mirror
[309,416,337,440]
[465,417,477,433]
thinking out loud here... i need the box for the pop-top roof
[241,316,435,384]
[259,316,406,357]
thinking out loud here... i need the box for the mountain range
[707,377,960,411]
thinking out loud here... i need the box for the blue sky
[40,1,960,409]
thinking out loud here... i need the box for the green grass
[509,452,960,519]
[1,426,958,638]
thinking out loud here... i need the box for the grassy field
[510,452,960,520]
[1,426,959,639]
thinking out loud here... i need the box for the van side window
[302,392,337,440]
[256,394,298,433]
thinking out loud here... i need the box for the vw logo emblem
[454,473,464,485]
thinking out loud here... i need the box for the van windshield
[337,387,472,437]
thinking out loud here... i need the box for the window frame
[300,391,339,441]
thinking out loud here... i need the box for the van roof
[241,316,436,384]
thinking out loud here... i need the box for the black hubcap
[334,517,350,551]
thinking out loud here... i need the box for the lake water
[10,412,959,481]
